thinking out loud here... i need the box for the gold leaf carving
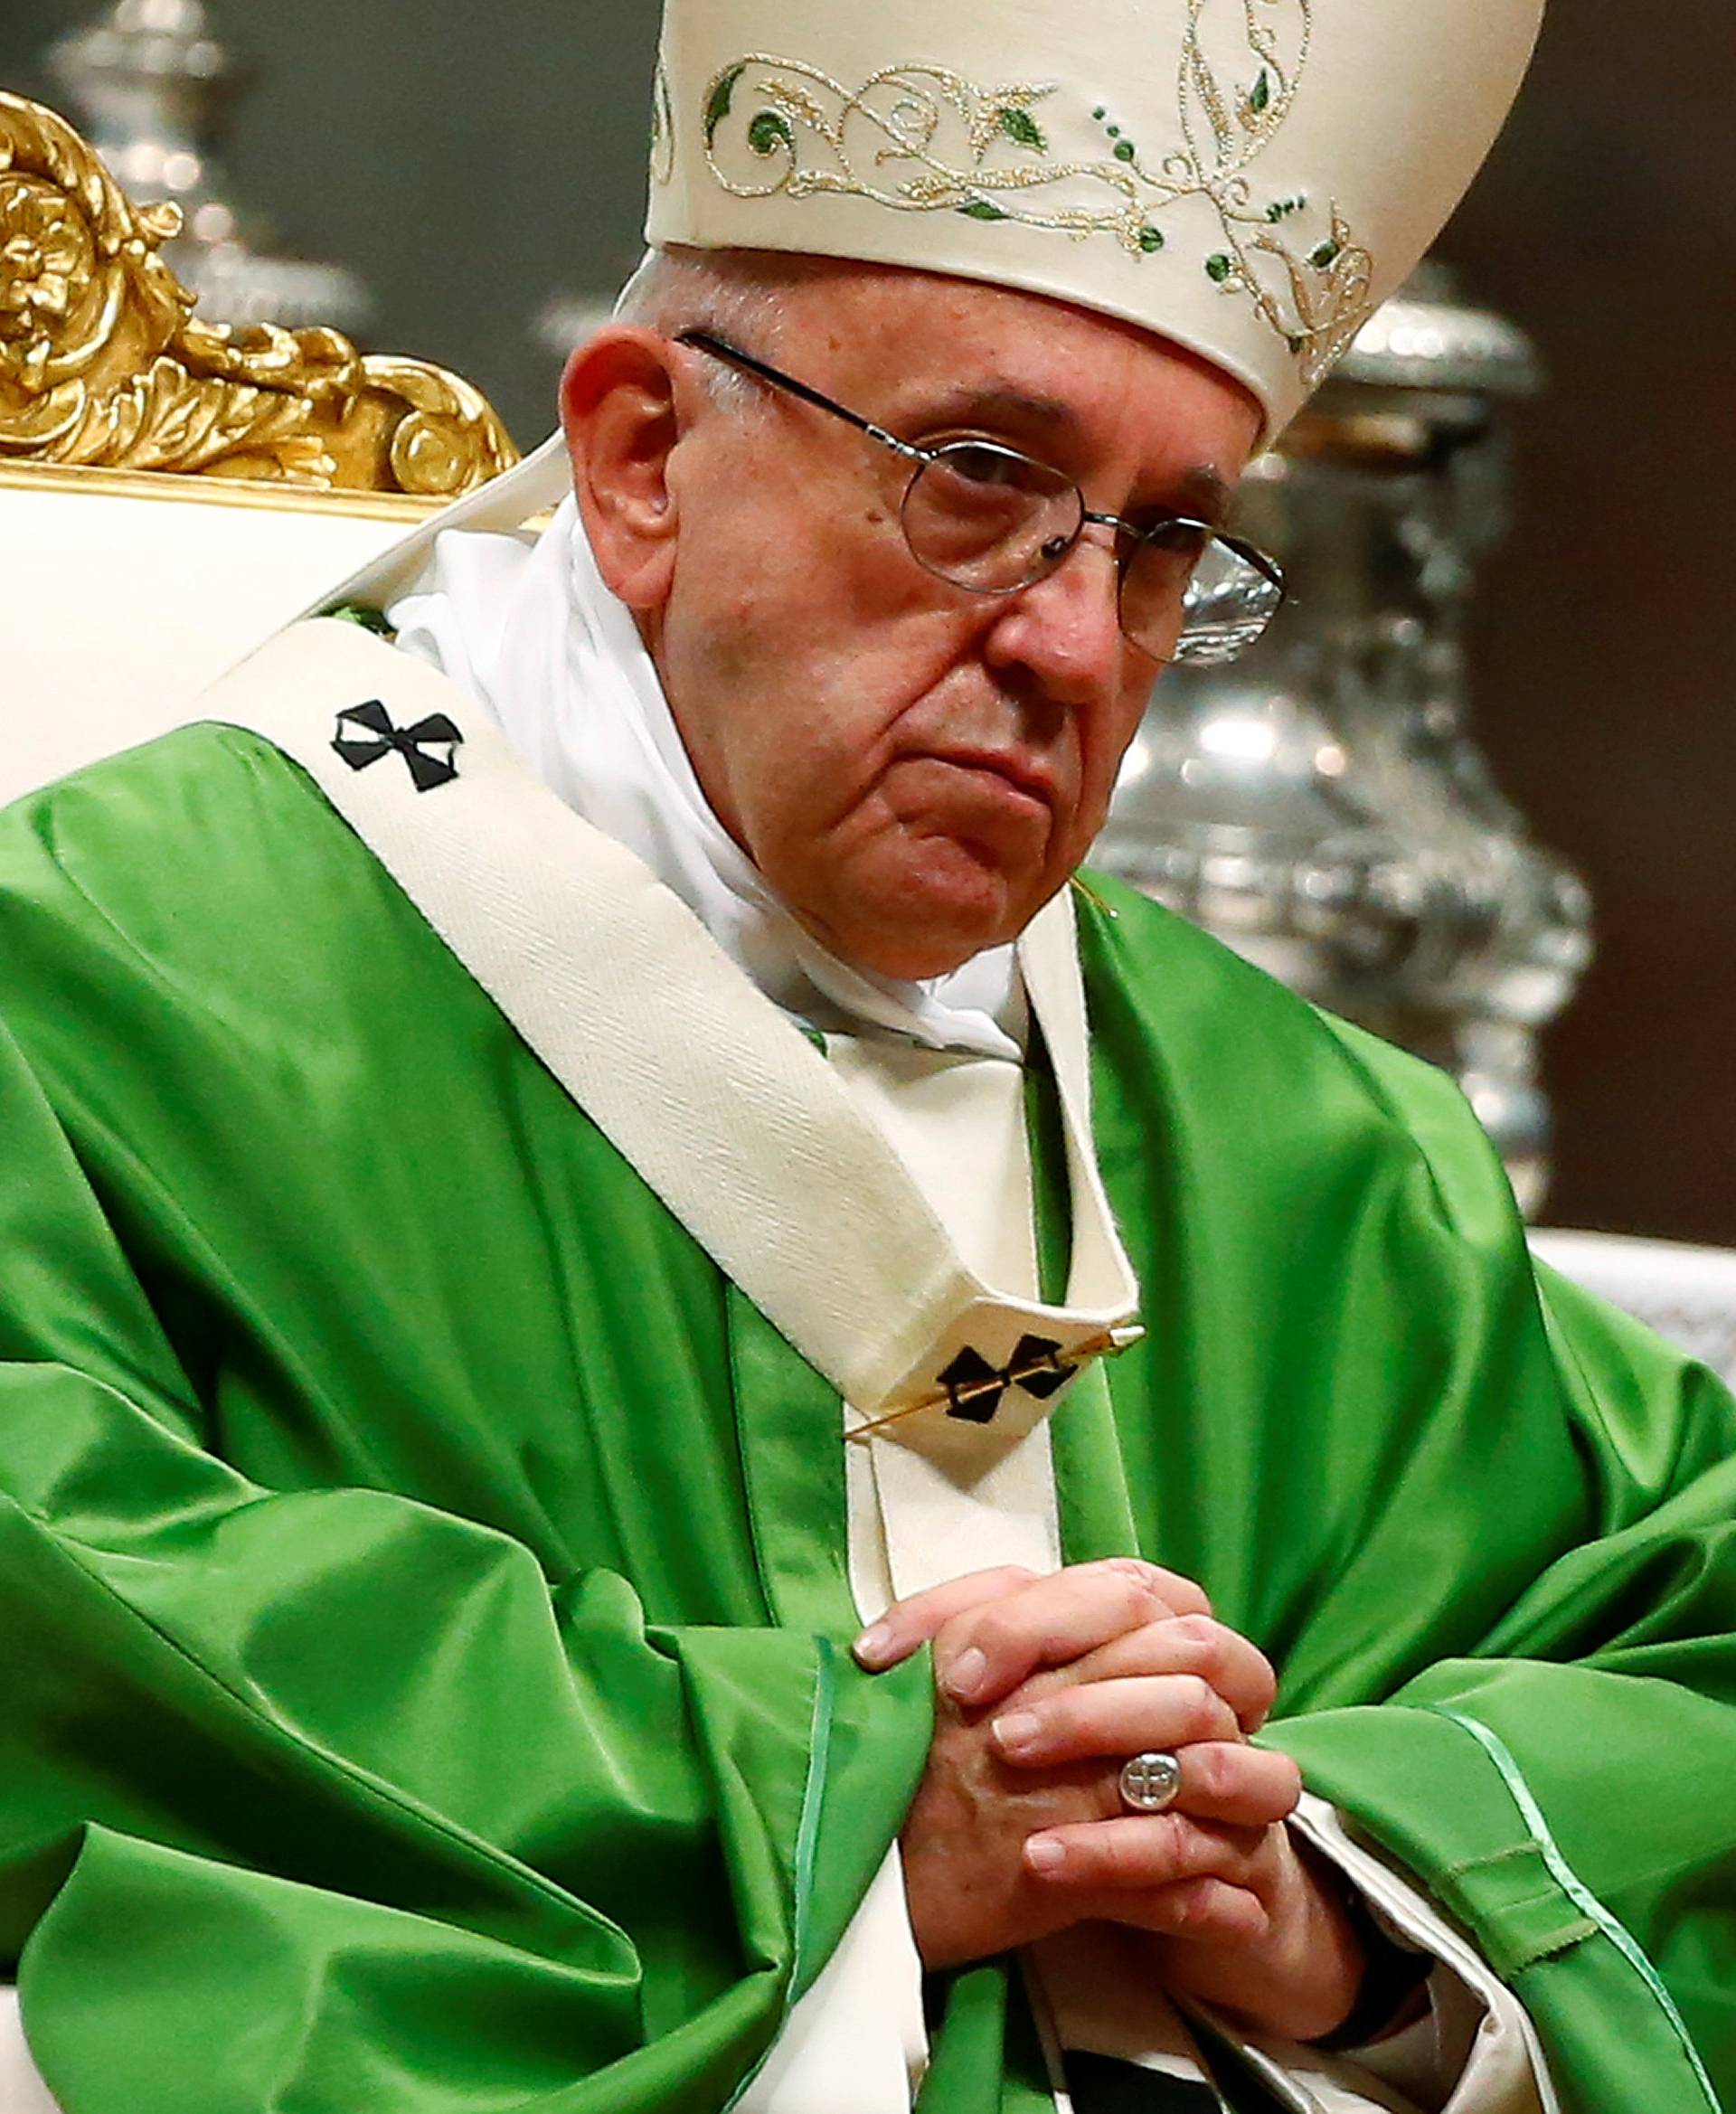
[0,90,518,495]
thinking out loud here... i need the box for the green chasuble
[0,713,1733,2114]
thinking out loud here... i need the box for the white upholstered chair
[0,88,520,811]
[1528,1229,1736,1391]
[0,463,464,805]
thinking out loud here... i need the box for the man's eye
[1129,518,1211,577]
[1138,518,1211,555]
[939,443,1034,491]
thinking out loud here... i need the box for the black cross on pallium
[333,700,464,792]
[938,1335,1071,1425]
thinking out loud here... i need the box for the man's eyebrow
[1167,463,1233,524]
[908,381,1085,440]
[905,382,1234,521]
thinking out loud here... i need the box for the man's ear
[560,326,691,614]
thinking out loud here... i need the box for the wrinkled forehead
[768,263,1263,495]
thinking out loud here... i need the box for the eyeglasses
[676,329,1285,668]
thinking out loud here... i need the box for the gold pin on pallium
[844,1325,1146,1445]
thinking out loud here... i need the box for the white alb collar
[385,496,1027,1061]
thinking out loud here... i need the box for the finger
[1024,1816,1277,1936]
[995,1703,1301,1826]
[1162,1742,1302,1830]
[854,1566,1043,1669]
[1024,1812,1269,1901]
[932,1561,1211,1706]
[1002,1617,1280,1735]
[993,1675,1241,1771]
[1124,1877,1272,1942]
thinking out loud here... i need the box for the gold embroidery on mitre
[687,0,1373,380]
[650,62,676,186]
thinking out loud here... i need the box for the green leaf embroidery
[693,55,1361,373]
[748,109,794,156]
[324,602,395,639]
[997,107,1048,153]
[705,63,747,146]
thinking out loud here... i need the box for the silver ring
[1118,1751,1184,1815]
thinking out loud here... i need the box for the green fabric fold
[0,729,1730,2110]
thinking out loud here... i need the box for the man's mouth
[927,750,1059,815]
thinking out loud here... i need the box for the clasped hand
[854,1560,1363,2043]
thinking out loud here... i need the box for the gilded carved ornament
[0,90,518,495]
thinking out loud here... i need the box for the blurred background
[3,0,1731,1240]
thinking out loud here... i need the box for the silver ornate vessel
[46,0,371,331]
[1095,264,1591,1213]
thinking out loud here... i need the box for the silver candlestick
[1096,264,1591,1213]
[46,0,371,331]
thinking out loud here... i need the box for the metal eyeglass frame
[675,326,1287,664]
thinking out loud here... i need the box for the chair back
[1530,1229,1736,1389]
[0,89,519,807]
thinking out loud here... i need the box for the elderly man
[2,3,1734,2111]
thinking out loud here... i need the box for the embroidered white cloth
[820,1039,1552,2114]
[362,490,1549,2112]
[263,476,1548,2113]
[387,497,1028,1061]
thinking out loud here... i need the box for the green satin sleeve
[1268,1262,1736,2114]
[0,1005,928,2114]
[1070,876,1736,2114]
[1256,1034,1736,2114]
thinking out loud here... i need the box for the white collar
[384,495,1027,1061]
[194,617,1141,1427]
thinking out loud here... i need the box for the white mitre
[646,0,1544,437]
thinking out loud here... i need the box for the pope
[0,2,1732,2112]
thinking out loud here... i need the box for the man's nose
[981,527,1127,704]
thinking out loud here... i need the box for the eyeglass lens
[900,442,1279,664]
[1138,528,1284,667]
[900,443,1083,593]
